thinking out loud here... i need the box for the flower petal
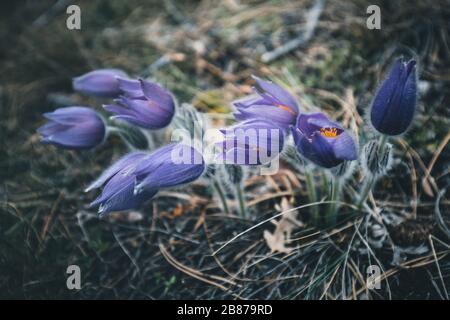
[331,131,358,160]
[219,120,284,165]
[252,76,299,113]
[308,134,341,168]
[37,121,69,136]
[117,77,144,98]
[85,152,147,192]
[107,97,173,129]
[43,106,98,125]
[73,69,127,98]
[134,144,204,192]
[234,105,295,128]
[293,129,341,168]
[233,94,271,110]
[92,174,156,215]
[139,79,175,111]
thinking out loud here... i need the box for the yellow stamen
[320,127,339,138]
[277,104,296,115]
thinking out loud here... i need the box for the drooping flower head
[291,113,358,168]
[217,119,284,165]
[104,78,175,130]
[233,76,299,130]
[86,152,152,215]
[86,144,204,215]
[38,106,105,149]
[73,69,128,98]
[370,58,417,136]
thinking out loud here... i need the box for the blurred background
[0,0,449,299]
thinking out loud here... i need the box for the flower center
[277,104,296,115]
[320,127,339,138]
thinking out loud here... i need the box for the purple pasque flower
[73,69,128,98]
[291,113,358,168]
[38,106,105,149]
[217,119,285,165]
[233,76,299,130]
[370,58,417,136]
[87,144,204,215]
[104,78,175,129]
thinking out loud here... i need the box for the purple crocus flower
[291,113,358,168]
[370,59,417,136]
[217,119,284,165]
[233,76,299,130]
[104,78,175,129]
[38,106,105,149]
[86,144,204,215]
[73,69,128,98]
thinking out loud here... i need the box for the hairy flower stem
[213,179,230,215]
[106,125,124,135]
[327,175,341,225]
[236,183,247,219]
[305,171,319,225]
[377,134,388,159]
[143,129,155,150]
[358,134,389,209]
[107,126,137,151]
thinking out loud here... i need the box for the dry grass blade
[212,200,333,256]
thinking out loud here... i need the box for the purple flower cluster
[37,57,418,216]
[38,69,176,150]
[224,58,418,169]
[38,68,203,215]
[221,76,358,168]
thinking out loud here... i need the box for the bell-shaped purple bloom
[217,119,285,165]
[73,69,128,98]
[370,59,417,136]
[233,76,299,130]
[38,106,105,149]
[104,79,175,129]
[87,144,204,215]
[291,113,358,168]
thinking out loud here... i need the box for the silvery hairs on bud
[330,160,355,181]
[361,140,379,175]
[224,164,244,185]
[378,143,392,174]
[361,139,392,176]
[203,164,217,179]
[111,120,149,150]
[211,164,236,195]
[280,143,305,173]
[173,103,206,139]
